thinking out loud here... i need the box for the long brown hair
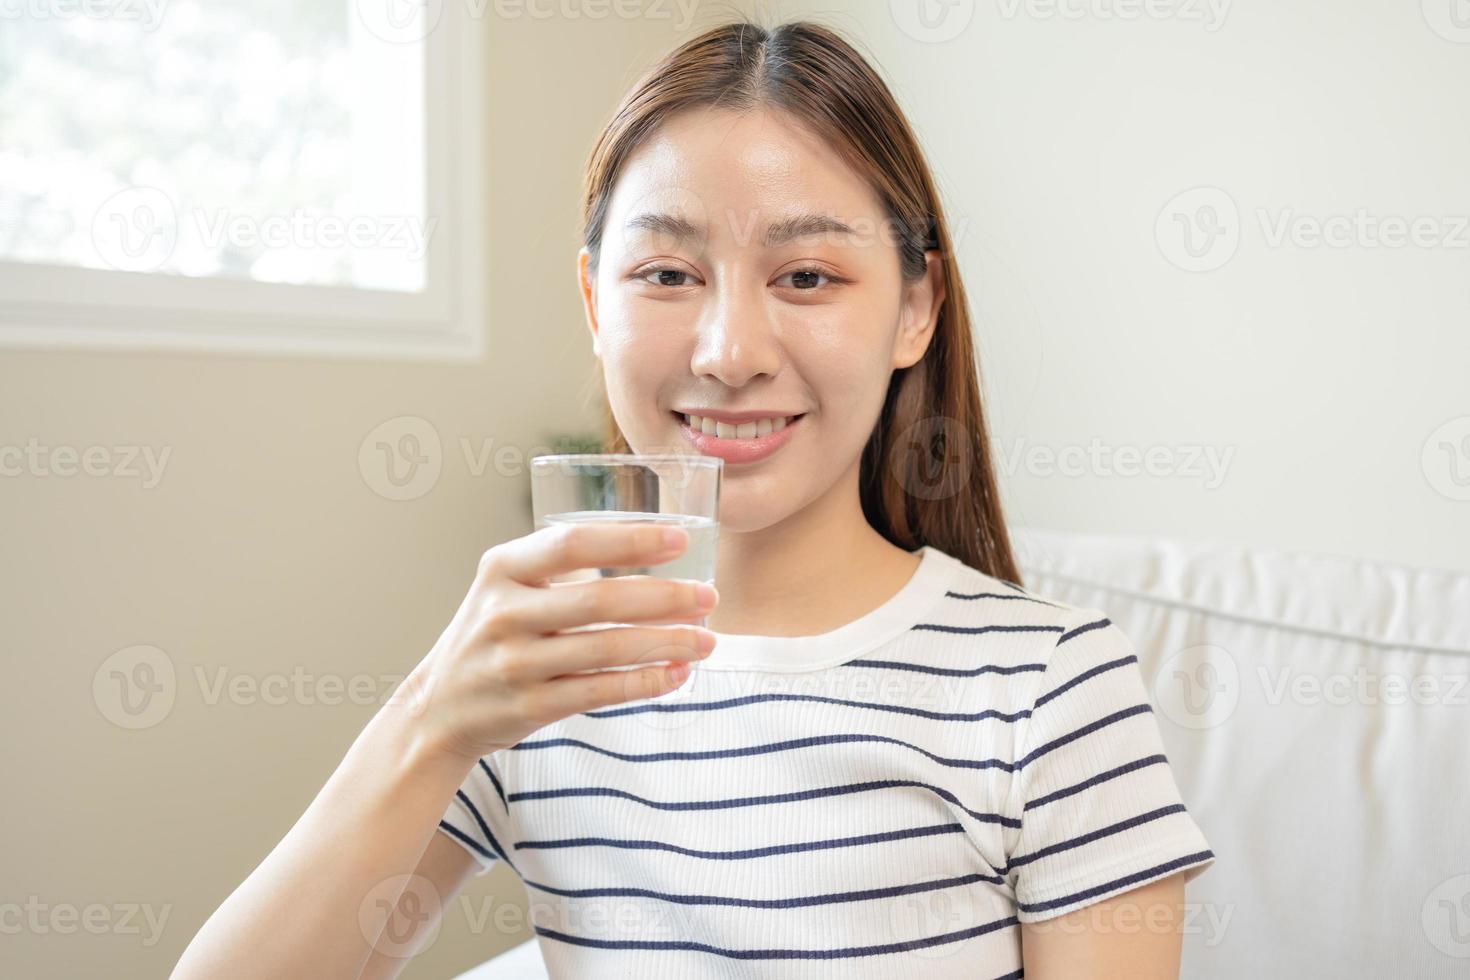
[580,18,1023,587]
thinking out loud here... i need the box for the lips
[673,411,805,464]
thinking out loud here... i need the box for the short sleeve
[437,753,511,877]
[1004,607,1216,922]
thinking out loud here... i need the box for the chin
[713,475,817,535]
[710,487,752,532]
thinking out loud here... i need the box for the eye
[633,265,698,288]
[775,266,847,291]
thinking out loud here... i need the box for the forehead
[606,106,886,245]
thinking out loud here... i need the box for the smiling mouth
[670,410,808,464]
[673,411,805,439]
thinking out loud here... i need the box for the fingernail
[693,628,717,653]
[694,582,718,609]
[667,662,691,685]
[661,527,688,551]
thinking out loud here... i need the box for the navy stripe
[1017,703,1153,769]
[946,590,1064,614]
[1034,655,1138,709]
[521,869,1005,909]
[438,820,497,863]
[946,588,1060,609]
[516,731,1029,772]
[478,757,507,812]
[844,658,1047,678]
[1003,804,1188,873]
[452,788,517,874]
[534,911,1018,959]
[1016,850,1215,915]
[912,623,1065,637]
[1057,617,1111,645]
[516,820,967,859]
[1024,754,1170,812]
[992,971,1024,980]
[510,777,1024,828]
[573,703,1157,786]
[582,690,1033,723]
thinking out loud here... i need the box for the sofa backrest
[1012,526,1470,978]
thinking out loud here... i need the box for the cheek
[596,304,687,442]
[596,287,689,360]
[778,304,895,414]
[601,339,661,411]
[598,295,666,372]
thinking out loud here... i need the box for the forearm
[171,693,473,980]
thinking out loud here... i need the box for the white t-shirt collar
[698,544,955,673]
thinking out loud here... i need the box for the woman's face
[578,107,943,534]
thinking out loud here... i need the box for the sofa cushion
[1011,526,1470,978]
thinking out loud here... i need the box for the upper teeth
[683,413,796,439]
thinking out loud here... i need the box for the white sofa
[456,527,1470,979]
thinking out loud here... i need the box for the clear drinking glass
[529,453,722,632]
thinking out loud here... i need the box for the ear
[577,247,600,359]
[892,250,945,370]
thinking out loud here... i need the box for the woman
[174,19,1214,979]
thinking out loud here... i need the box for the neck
[706,456,922,637]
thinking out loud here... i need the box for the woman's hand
[398,520,719,763]
[171,522,714,980]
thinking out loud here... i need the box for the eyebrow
[762,212,857,247]
[625,212,703,244]
[623,211,858,248]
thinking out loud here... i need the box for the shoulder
[920,544,1113,639]
[916,546,1138,691]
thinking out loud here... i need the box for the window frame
[0,4,488,363]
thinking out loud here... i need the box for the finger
[535,660,693,718]
[531,624,716,680]
[503,575,718,635]
[489,520,690,586]
[586,608,713,628]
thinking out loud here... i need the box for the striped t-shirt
[438,543,1215,978]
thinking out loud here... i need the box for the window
[0,0,487,359]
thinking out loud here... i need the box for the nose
[688,283,782,387]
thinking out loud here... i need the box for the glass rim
[531,453,722,469]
